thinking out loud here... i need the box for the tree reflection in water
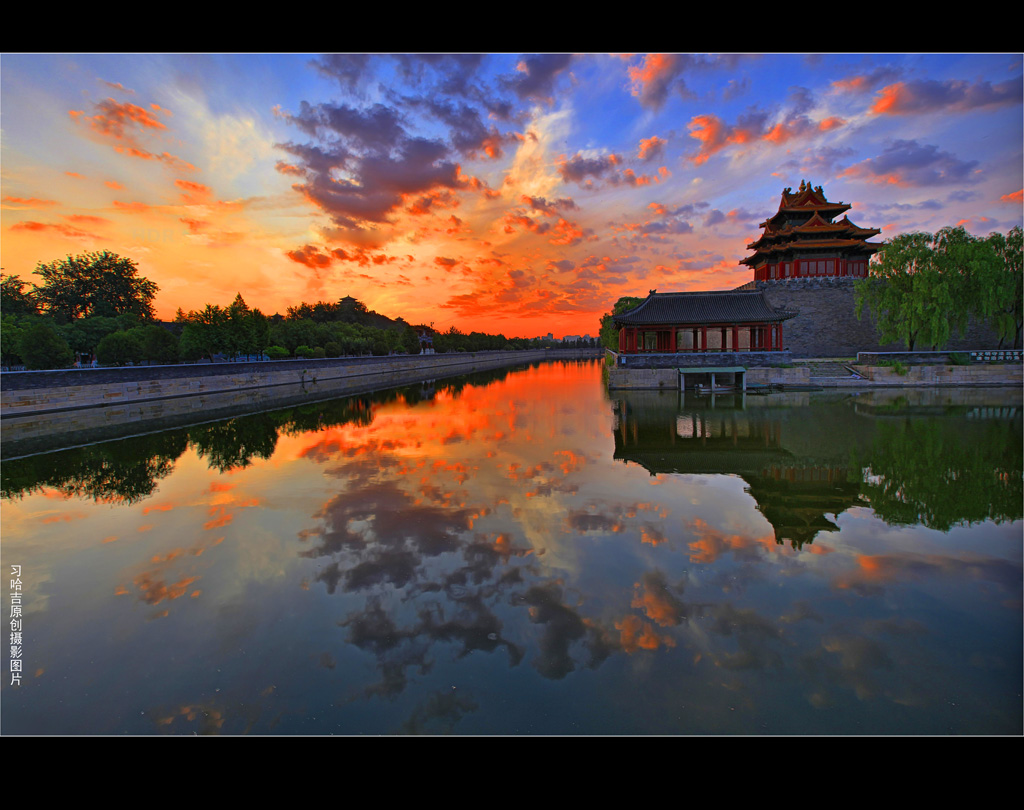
[2,364,1020,735]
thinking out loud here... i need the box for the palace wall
[754,278,1002,357]
[0,350,603,457]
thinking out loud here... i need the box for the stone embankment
[1,349,602,456]
[2,349,600,417]
[605,349,1021,390]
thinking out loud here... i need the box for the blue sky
[2,53,1021,336]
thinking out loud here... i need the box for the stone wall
[851,363,1023,386]
[744,367,811,386]
[607,368,679,390]
[1,349,601,418]
[755,278,1001,357]
[608,365,810,390]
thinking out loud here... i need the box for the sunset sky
[2,53,1021,337]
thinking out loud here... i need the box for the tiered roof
[740,180,880,269]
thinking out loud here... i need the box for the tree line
[1,250,574,370]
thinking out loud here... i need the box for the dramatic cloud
[4,52,1018,337]
[871,76,1023,115]
[687,114,748,164]
[628,54,750,110]
[628,54,698,109]
[839,139,981,187]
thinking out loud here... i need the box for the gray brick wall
[756,278,1001,357]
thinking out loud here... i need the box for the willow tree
[981,226,1022,348]
[855,228,1006,350]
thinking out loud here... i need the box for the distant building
[411,324,434,354]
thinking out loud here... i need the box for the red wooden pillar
[777,322,784,350]
[732,325,738,352]
[670,327,677,353]
[701,326,707,353]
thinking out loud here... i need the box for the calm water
[2,359,1021,735]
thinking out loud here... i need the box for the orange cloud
[142,502,176,515]
[616,614,675,653]
[638,135,666,161]
[2,196,58,207]
[113,200,150,213]
[1000,189,1023,204]
[549,217,585,246]
[871,83,907,115]
[631,578,683,626]
[687,518,776,563]
[113,146,197,171]
[70,98,168,139]
[687,114,736,165]
[10,221,95,238]
[133,573,199,605]
[275,160,303,176]
[64,214,111,226]
[831,75,869,93]
[175,179,212,202]
[203,507,234,530]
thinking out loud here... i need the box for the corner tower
[741,181,881,282]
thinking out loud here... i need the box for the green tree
[599,296,644,350]
[401,326,421,355]
[982,226,1023,348]
[857,227,1017,350]
[95,330,144,366]
[58,316,121,360]
[177,304,228,361]
[17,321,74,369]
[133,324,179,364]
[32,251,158,321]
[1,315,27,366]
[860,231,962,352]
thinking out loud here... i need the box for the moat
[1,358,1020,734]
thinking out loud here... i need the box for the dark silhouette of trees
[1,274,39,316]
